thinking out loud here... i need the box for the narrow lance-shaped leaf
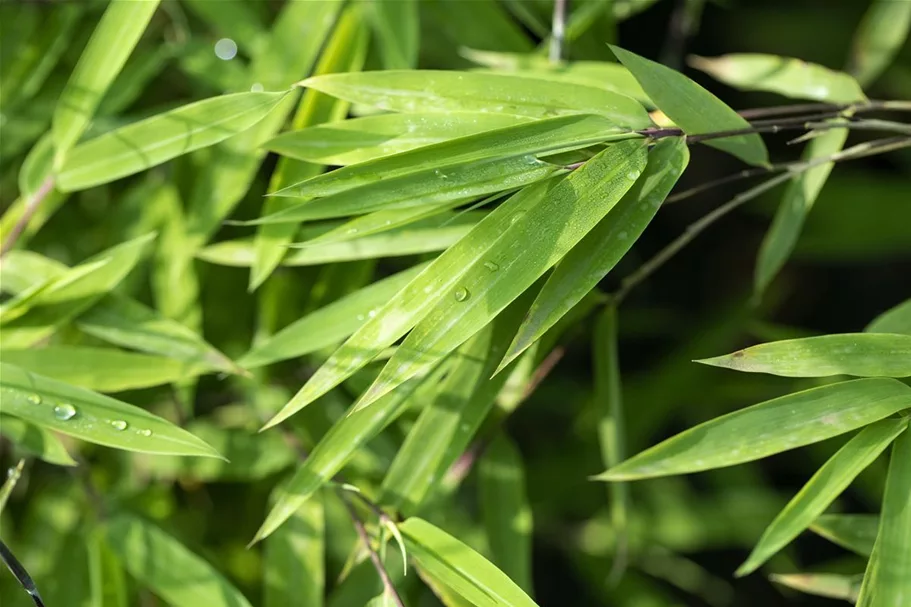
[770,573,863,603]
[264,487,325,607]
[88,530,129,607]
[399,517,540,607]
[52,0,160,163]
[866,299,911,336]
[696,333,911,378]
[499,137,688,369]
[811,514,879,557]
[299,70,651,127]
[103,512,253,607]
[0,415,76,467]
[57,91,288,191]
[872,428,911,606]
[754,126,848,297]
[357,139,648,410]
[596,378,911,480]
[689,54,866,103]
[372,0,419,69]
[479,434,534,594]
[1,362,222,458]
[265,112,531,166]
[848,0,911,87]
[610,45,769,167]
[736,418,907,576]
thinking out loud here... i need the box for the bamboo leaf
[696,333,911,378]
[0,415,76,467]
[372,0,419,69]
[0,362,221,458]
[736,419,907,576]
[265,112,531,166]
[871,428,911,605]
[479,434,534,594]
[770,573,863,602]
[866,299,911,336]
[264,488,324,607]
[610,45,769,167]
[103,511,253,607]
[848,0,911,86]
[400,517,539,607]
[57,91,288,191]
[500,137,688,369]
[88,529,129,607]
[52,0,160,163]
[811,514,879,556]
[299,70,651,126]
[690,54,866,103]
[597,378,911,480]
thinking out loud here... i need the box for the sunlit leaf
[866,299,911,336]
[610,45,769,167]
[690,54,866,103]
[696,333,911,378]
[0,415,76,467]
[1,362,221,458]
[299,70,651,126]
[52,0,160,163]
[400,517,539,607]
[770,572,862,602]
[597,378,911,480]
[737,419,906,576]
[103,511,253,607]
[811,514,879,556]
[57,91,288,191]
[848,0,911,86]
[872,428,911,605]
[264,487,324,607]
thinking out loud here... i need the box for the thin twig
[737,99,911,120]
[549,0,568,63]
[0,176,54,258]
[341,496,406,607]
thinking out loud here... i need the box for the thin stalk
[738,99,911,120]
[342,497,406,607]
[549,0,568,63]
[0,539,45,607]
[0,176,54,258]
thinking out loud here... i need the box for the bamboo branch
[342,497,406,607]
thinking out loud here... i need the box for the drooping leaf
[479,434,534,594]
[264,487,324,607]
[848,0,911,86]
[400,517,539,607]
[88,530,129,607]
[811,514,879,556]
[265,112,531,166]
[0,415,76,467]
[597,378,911,480]
[57,91,288,191]
[372,0,419,69]
[736,419,907,576]
[690,54,866,103]
[872,428,911,605]
[500,137,688,369]
[770,573,863,603]
[696,333,911,378]
[299,70,651,126]
[103,511,253,607]
[52,0,161,163]
[357,140,648,409]
[866,299,911,336]
[1,362,221,458]
[753,127,848,297]
[610,45,769,167]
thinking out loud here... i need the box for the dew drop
[454,287,470,302]
[618,231,628,240]
[250,82,264,93]
[356,314,365,321]
[367,310,377,318]
[214,38,238,61]
[510,210,526,225]
[109,420,128,431]
[137,429,152,437]
[626,170,641,181]
[346,228,359,235]
[53,403,76,421]
[483,261,499,272]
[27,393,42,405]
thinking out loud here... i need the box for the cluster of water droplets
[18,391,153,437]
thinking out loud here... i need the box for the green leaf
[88,529,129,607]
[811,514,879,556]
[265,112,531,166]
[248,154,560,224]
[0,346,212,392]
[866,299,911,336]
[264,488,324,607]
[754,127,848,297]
[736,419,907,576]
[372,0,419,69]
[357,139,648,410]
[770,573,863,603]
[57,91,288,191]
[240,264,426,369]
[696,333,911,378]
[871,428,911,605]
[500,137,688,369]
[0,362,221,458]
[610,45,769,167]
[399,517,539,607]
[0,415,76,467]
[596,378,911,480]
[848,0,911,87]
[479,434,534,594]
[52,0,160,163]
[103,511,254,607]
[18,132,55,202]
[271,114,638,200]
[299,70,651,126]
[366,592,397,607]
[689,54,866,103]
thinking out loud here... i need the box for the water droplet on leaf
[27,393,41,405]
[54,403,76,421]
[454,287,470,302]
[483,261,499,272]
[109,420,128,431]
[626,170,641,181]
[137,429,152,437]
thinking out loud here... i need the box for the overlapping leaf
[0,415,76,466]
[872,429,911,605]
[263,487,324,607]
[848,0,911,86]
[811,514,879,556]
[866,299,911,335]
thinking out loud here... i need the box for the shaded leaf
[610,45,769,166]
[872,428,911,605]
[88,530,129,607]
[770,572,862,602]
[372,0,419,69]
[848,0,911,86]
[696,333,911,378]
[0,415,76,467]
[597,378,911,480]
[1,362,221,458]
[811,514,879,557]
[866,299,911,336]
[264,488,324,607]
